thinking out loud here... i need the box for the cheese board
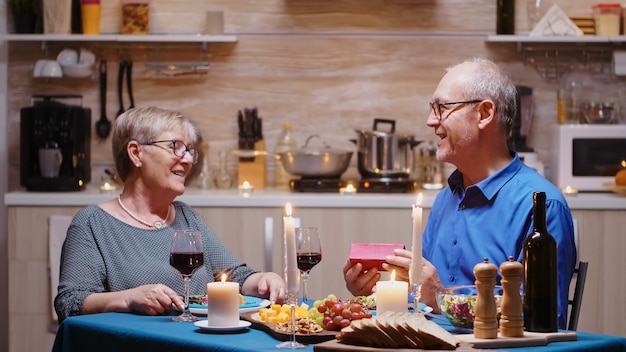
[240,311,337,344]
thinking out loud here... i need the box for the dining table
[52,308,626,352]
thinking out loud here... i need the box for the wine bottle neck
[533,192,547,232]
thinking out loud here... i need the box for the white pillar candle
[410,193,424,288]
[376,270,408,314]
[284,203,299,295]
[206,274,240,327]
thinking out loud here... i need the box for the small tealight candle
[562,186,579,197]
[339,183,357,195]
[238,181,254,197]
[99,181,116,194]
[375,270,408,314]
[206,274,240,327]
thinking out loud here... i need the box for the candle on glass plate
[410,193,423,289]
[562,185,579,197]
[283,202,299,295]
[238,181,254,197]
[206,273,240,327]
[99,181,116,194]
[339,183,357,195]
[376,270,408,314]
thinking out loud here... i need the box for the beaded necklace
[117,196,170,229]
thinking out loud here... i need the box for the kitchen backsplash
[4,0,619,190]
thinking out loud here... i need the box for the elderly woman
[55,106,286,322]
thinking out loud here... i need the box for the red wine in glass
[295,227,321,303]
[297,252,322,272]
[170,252,204,275]
[170,229,204,322]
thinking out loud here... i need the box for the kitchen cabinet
[6,193,626,352]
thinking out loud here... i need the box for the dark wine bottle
[496,0,515,35]
[523,191,558,332]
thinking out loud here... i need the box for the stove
[289,178,418,193]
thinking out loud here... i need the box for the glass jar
[214,150,232,189]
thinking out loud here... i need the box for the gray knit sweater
[54,201,257,322]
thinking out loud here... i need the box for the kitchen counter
[4,185,626,209]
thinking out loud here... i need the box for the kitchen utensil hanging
[95,59,111,139]
[115,59,135,118]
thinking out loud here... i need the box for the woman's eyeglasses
[143,140,199,164]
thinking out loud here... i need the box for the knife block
[237,140,266,189]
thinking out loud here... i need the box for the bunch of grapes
[308,294,373,331]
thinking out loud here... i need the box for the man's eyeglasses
[143,140,199,164]
[429,100,483,121]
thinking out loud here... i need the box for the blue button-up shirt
[423,153,577,329]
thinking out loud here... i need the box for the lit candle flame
[346,184,355,192]
[242,181,250,189]
[415,192,423,207]
[390,269,396,282]
[221,273,227,283]
[285,202,293,217]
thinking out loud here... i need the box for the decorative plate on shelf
[602,182,626,197]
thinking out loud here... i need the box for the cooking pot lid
[355,118,415,138]
[296,135,352,154]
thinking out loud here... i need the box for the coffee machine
[20,95,91,191]
[508,86,544,176]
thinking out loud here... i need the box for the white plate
[189,298,271,316]
[194,319,251,332]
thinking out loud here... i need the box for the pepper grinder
[499,256,524,337]
[473,258,498,339]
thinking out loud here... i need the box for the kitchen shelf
[487,34,624,83]
[0,33,238,44]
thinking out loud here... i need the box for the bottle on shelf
[557,65,588,124]
[274,122,298,189]
[496,0,515,34]
[523,191,558,333]
[214,150,232,189]
[193,141,213,189]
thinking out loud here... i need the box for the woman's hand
[82,283,183,316]
[126,284,184,315]
[242,272,286,304]
[343,259,380,296]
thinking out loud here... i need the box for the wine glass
[170,229,204,322]
[295,227,322,303]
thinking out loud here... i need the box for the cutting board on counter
[456,331,577,348]
[313,331,577,351]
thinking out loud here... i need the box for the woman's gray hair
[448,57,517,134]
[112,106,200,181]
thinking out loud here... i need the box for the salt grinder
[473,258,498,339]
[499,256,524,337]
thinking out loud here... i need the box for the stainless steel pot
[354,118,420,179]
[278,135,353,178]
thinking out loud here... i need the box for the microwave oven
[551,124,626,191]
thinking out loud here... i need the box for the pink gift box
[349,243,405,271]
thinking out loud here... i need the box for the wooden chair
[568,260,588,331]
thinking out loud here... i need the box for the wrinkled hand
[343,259,380,297]
[127,284,183,316]
[381,248,412,281]
[244,272,286,304]
[381,249,443,313]
[420,258,443,313]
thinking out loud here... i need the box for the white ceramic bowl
[57,49,79,66]
[78,48,96,66]
[34,59,63,78]
[62,64,94,78]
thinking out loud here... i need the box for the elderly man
[343,58,576,329]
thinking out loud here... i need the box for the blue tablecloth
[52,312,626,352]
